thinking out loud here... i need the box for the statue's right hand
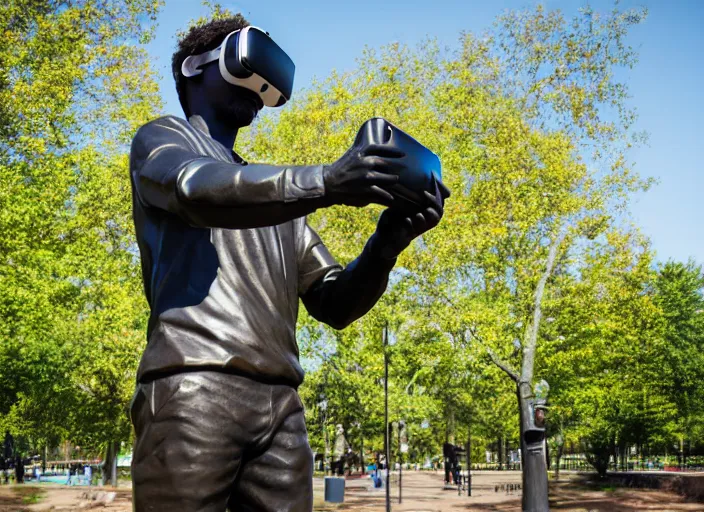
[323,143,404,207]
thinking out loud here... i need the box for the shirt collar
[188,115,247,165]
[188,114,211,136]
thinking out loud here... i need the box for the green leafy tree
[655,260,704,465]
[0,0,162,478]
[240,5,650,502]
[541,231,674,476]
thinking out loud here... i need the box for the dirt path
[0,471,700,511]
[0,486,132,511]
[313,471,704,511]
[0,486,26,511]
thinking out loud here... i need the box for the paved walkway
[314,471,523,511]
[0,470,701,511]
[311,471,703,511]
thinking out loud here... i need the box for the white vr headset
[181,26,295,108]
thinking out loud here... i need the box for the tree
[241,5,650,506]
[0,0,162,475]
[440,6,650,506]
[540,231,674,477]
[654,260,704,466]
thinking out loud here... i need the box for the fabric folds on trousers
[130,371,313,512]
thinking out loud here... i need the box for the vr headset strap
[181,47,222,78]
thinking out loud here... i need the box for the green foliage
[13,486,46,505]
[654,261,704,451]
[2,0,702,475]
[0,0,163,455]
[240,2,667,466]
[175,1,244,39]
[541,232,679,469]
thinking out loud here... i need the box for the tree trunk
[111,441,118,487]
[554,442,563,479]
[102,443,110,486]
[102,441,119,487]
[360,433,365,475]
[498,436,504,470]
[323,421,329,475]
[545,439,550,472]
[467,418,472,497]
[517,382,549,512]
[683,438,688,470]
[506,436,511,470]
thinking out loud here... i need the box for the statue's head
[172,15,261,129]
[173,16,296,131]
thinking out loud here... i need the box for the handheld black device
[355,118,442,212]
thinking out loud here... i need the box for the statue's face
[192,60,263,128]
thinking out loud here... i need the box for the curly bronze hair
[172,15,250,117]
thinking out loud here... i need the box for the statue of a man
[128,14,448,512]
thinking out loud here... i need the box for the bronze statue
[128,15,448,512]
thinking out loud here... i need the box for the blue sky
[145,0,703,265]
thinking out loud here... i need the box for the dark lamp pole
[384,324,391,512]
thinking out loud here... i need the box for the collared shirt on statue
[129,115,342,386]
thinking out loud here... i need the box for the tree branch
[429,278,521,384]
[487,347,520,383]
[521,224,568,382]
[466,325,520,383]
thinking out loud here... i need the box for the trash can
[324,476,345,503]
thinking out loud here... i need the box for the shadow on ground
[0,486,38,512]
[453,479,702,512]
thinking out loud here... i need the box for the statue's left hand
[371,178,450,260]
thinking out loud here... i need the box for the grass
[313,495,342,511]
[12,486,46,505]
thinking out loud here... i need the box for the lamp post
[519,379,550,512]
[384,324,391,512]
[466,414,472,497]
[319,397,328,474]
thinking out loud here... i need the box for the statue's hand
[371,179,449,260]
[323,143,404,207]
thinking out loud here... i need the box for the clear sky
[145,0,703,265]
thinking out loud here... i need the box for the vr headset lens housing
[182,26,295,108]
